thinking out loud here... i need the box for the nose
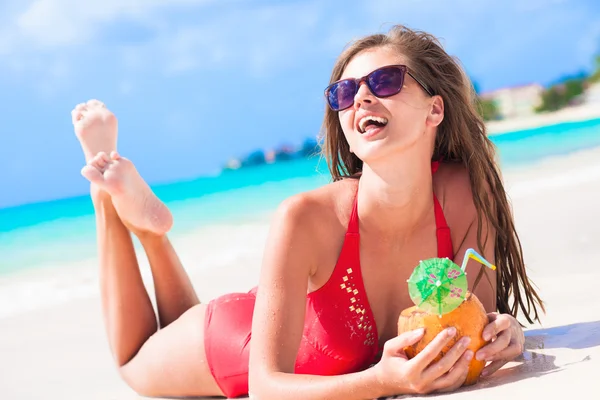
[353,81,375,110]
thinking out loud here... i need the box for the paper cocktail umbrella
[407,248,496,315]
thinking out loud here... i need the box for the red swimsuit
[203,161,454,398]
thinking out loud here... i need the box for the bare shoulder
[434,161,475,200]
[274,178,358,233]
[250,178,360,379]
[271,178,358,269]
[433,162,478,235]
[434,160,497,245]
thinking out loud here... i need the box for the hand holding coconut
[476,311,525,378]
[372,325,474,396]
[397,249,510,388]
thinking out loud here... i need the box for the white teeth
[358,115,388,133]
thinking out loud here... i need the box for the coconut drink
[397,249,496,386]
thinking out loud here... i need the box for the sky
[0,0,599,209]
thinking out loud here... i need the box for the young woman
[72,25,543,399]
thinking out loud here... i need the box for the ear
[427,95,444,127]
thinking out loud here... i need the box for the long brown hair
[321,25,544,324]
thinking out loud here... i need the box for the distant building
[480,83,544,119]
[224,158,241,170]
[265,149,276,164]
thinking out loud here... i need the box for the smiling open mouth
[358,115,388,134]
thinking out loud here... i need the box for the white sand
[486,102,600,134]
[1,148,600,399]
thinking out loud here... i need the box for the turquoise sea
[1,117,600,276]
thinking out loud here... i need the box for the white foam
[0,221,270,320]
[508,163,600,199]
[3,155,600,320]
[0,266,99,319]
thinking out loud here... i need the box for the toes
[91,152,111,170]
[71,111,83,124]
[72,99,109,125]
[81,164,105,185]
[86,99,106,108]
[110,151,121,161]
[71,103,88,123]
[82,152,112,183]
[99,151,111,165]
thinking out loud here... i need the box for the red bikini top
[294,161,454,376]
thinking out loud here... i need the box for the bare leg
[71,100,157,362]
[91,186,158,365]
[91,186,222,397]
[135,231,201,328]
[83,150,199,327]
[73,101,223,397]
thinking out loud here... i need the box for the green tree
[535,77,586,113]
[535,87,563,112]
[470,77,500,121]
[478,97,500,121]
[589,54,600,83]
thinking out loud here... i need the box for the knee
[118,366,155,398]
[116,303,211,397]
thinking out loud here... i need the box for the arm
[249,193,476,399]
[247,195,386,400]
[444,164,497,313]
[447,170,524,377]
[461,213,525,378]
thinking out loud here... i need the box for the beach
[2,0,599,397]
[486,102,600,135]
[1,124,600,399]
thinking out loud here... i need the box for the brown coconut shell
[397,291,489,386]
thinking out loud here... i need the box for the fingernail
[465,350,474,361]
[483,333,491,341]
[447,327,457,336]
[460,337,471,347]
[476,351,485,361]
[413,328,425,335]
[481,369,489,377]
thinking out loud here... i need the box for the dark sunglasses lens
[369,67,404,97]
[327,79,357,111]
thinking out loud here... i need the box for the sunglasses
[324,64,434,112]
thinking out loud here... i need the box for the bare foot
[82,151,173,235]
[72,99,118,162]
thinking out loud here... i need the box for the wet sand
[1,148,599,399]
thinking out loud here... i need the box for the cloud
[127,1,328,77]
[0,0,330,83]
[1,0,598,94]
[0,0,222,83]
[355,0,600,90]
[0,0,233,95]
[5,0,216,51]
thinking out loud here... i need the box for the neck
[356,155,434,237]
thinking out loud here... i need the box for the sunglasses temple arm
[407,71,434,96]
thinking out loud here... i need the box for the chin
[355,138,413,163]
[363,148,431,172]
[354,147,399,166]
